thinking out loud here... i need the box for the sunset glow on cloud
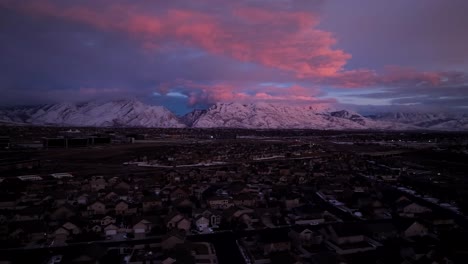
[1,0,467,113]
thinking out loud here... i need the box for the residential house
[87,201,107,215]
[241,231,292,263]
[90,225,102,233]
[193,209,222,228]
[53,192,69,206]
[295,172,310,185]
[161,230,186,250]
[13,206,44,222]
[423,213,457,233]
[207,196,233,210]
[104,224,119,238]
[76,194,89,205]
[233,193,258,207]
[284,197,301,210]
[115,189,129,202]
[320,223,382,255]
[133,219,153,238]
[8,221,47,244]
[170,187,190,201]
[114,181,131,191]
[90,177,107,191]
[289,205,338,225]
[115,201,129,215]
[192,184,210,200]
[50,204,76,221]
[173,197,193,209]
[62,222,81,234]
[397,198,432,218]
[261,230,292,255]
[289,227,325,257]
[53,222,81,244]
[194,215,210,232]
[364,222,399,241]
[142,196,162,212]
[165,211,191,232]
[401,221,429,238]
[227,181,248,195]
[289,227,323,246]
[224,207,256,229]
[100,215,116,226]
[103,191,118,202]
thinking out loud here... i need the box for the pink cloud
[2,0,350,79]
[2,0,465,107]
[379,66,443,86]
[323,67,459,88]
[158,80,332,106]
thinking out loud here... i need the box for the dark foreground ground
[0,127,467,263]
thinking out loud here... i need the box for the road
[357,173,468,229]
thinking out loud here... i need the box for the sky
[1,0,468,115]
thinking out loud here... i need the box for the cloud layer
[0,0,467,113]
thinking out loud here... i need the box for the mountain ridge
[0,100,467,130]
[0,100,185,128]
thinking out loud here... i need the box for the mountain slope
[190,103,413,130]
[180,109,207,127]
[0,100,185,127]
[369,112,468,131]
[1,100,466,130]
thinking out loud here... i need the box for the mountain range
[0,100,467,131]
[0,100,184,128]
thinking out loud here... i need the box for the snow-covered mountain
[329,110,367,126]
[187,102,413,130]
[180,109,207,127]
[0,100,185,128]
[0,100,467,130]
[368,112,468,131]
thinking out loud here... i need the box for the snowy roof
[50,172,74,178]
